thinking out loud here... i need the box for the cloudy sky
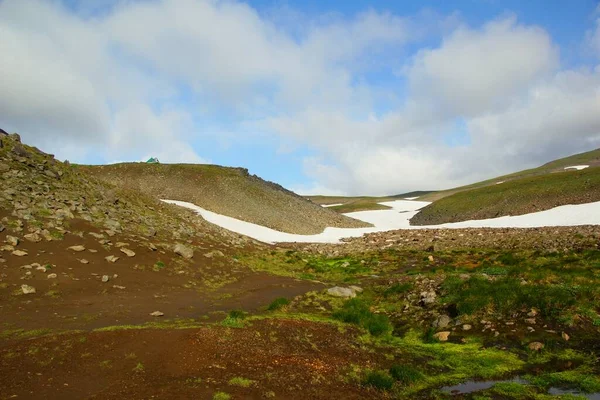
[1,0,600,196]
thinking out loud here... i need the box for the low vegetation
[412,166,600,225]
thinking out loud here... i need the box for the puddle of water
[441,378,600,399]
[548,387,600,399]
[441,377,526,394]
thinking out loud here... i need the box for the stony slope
[83,163,370,234]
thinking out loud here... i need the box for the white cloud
[0,1,598,196]
[406,16,558,117]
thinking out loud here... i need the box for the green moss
[267,297,290,311]
[363,370,394,390]
[228,377,255,387]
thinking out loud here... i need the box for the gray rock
[432,315,452,328]
[105,255,119,263]
[68,245,86,252]
[21,284,36,294]
[55,209,74,219]
[349,285,363,294]
[5,235,19,246]
[528,342,544,351]
[462,324,472,331]
[150,311,164,317]
[120,248,135,257]
[174,244,194,259]
[0,223,4,232]
[204,250,224,258]
[420,291,437,306]
[12,250,27,256]
[24,233,42,243]
[101,275,110,283]
[47,273,57,279]
[327,286,356,298]
[104,219,122,232]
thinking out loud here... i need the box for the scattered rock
[150,311,164,317]
[5,235,19,246]
[79,259,89,264]
[528,342,544,351]
[348,285,363,294]
[428,255,434,262]
[21,284,36,294]
[104,219,122,232]
[105,255,119,263]
[113,285,126,290]
[120,248,135,257]
[12,250,27,256]
[434,331,451,342]
[561,332,570,341]
[101,275,110,283]
[527,309,538,317]
[525,318,536,325]
[24,233,42,243]
[174,244,194,259]
[204,250,224,258]
[327,287,356,298]
[47,273,57,279]
[420,291,436,306]
[68,245,86,252]
[148,243,157,251]
[0,223,5,232]
[432,315,452,328]
[462,324,472,331]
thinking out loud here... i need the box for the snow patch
[163,199,600,244]
[495,181,505,185]
[322,203,343,207]
[564,165,589,171]
[404,197,419,200]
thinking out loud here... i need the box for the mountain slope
[411,149,600,226]
[418,148,600,202]
[83,163,370,235]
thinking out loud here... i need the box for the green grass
[389,364,423,385]
[363,370,395,390]
[221,310,246,328]
[228,376,255,387]
[332,298,392,336]
[267,297,290,311]
[412,166,600,225]
[212,392,231,400]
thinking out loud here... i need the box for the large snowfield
[163,199,600,244]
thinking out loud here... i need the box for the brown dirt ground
[0,319,386,400]
[0,213,321,332]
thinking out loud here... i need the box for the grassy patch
[332,298,392,336]
[389,364,423,386]
[363,370,394,390]
[267,297,290,311]
[228,376,255,387]
[221,310,246,328]
[212,392,231,400]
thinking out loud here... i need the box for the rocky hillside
[83,163,369,235]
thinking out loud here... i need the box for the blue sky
[1,0,600,195]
